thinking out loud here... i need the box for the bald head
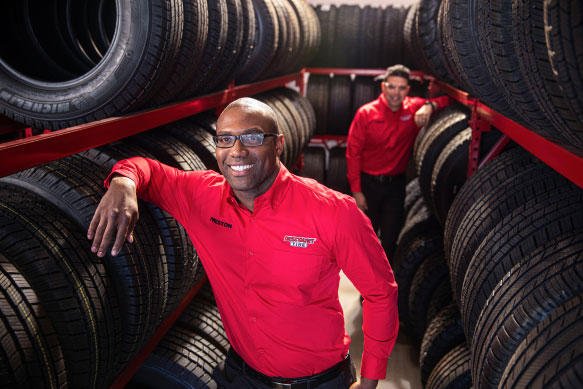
[218,97,279,135]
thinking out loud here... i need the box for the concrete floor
[339,273,422,389]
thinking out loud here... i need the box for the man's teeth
[231,164,253,171]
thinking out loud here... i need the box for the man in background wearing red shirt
[87,98,398,388]
[346,65,450,261]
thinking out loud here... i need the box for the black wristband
[424,101,436,110]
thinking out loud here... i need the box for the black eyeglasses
[213,133,278,148]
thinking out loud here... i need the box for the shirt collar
[223,163,291,211]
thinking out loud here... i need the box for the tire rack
[303,67,583,190]
[0,68,582,387]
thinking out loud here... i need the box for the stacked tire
[0,0,321,131]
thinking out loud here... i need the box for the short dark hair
[375,64,411,82]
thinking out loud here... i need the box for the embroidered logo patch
[284,235,317,248]
[400,114,412,121]
[210,216,232,229]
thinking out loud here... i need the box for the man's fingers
[87,212,100,240]
[111,216,131,257]
[90,215,107,255]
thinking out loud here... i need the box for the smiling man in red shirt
[346,65,450,260]
[88,97,398,389]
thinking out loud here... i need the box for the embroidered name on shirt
[284,235,316,248]
[400,114,411,121]
[210,216,232,229]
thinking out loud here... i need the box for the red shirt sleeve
[104,156,199,227]
[334,199,399,380]
[346,108,367,193]
[428,95,452,111]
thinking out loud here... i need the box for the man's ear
[275,134,285,157]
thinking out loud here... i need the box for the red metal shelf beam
[431,79,583,189]
[0,73,301,178]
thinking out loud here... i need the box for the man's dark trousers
[361,173,406,263]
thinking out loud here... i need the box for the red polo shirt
[346,94,451,193]
[108,157,399,380]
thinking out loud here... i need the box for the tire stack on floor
[395,103,582,388]
[0,88,315,388]
[0,0,321,132]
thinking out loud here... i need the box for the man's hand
[414,102,434,128]
[350,377,378,389]
[353,192,368,212]
[87,175,139,257]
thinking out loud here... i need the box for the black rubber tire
[324,147,349,194]
[471,231,583,388]
[333,5,360,67]
[448,150,569,303]
[420,303,465,386]
[476,0,574,149]
[310,5,337,67]
[306,74,330,135]
[443,146,528,265]
[499,295,583,388]
[129,329,226,389]
[414,105,469,205]
[351,76,378,119]
[447,148,567,305]
[426,343,472,389]
[460,178,583,339]
[394,230,442,335]
[264,0,300,78]
[276,87,311,151]
[429,128,471,225]
[231,0,256,81]
[0,0,184,129]
[166,117,219,172]
[439,0,513,116]
[204,0,246,92]
[397,200,440,256]
[0,184,122,388]
[254,92,295,167]
[544,0,583,156]
[177,297,230,355]
[404,177,422,217]
[301,146,326,184]
[178,0,228,99]
[357,6,384,68]
[327,75,352,135]
[511,0,583,155]
[416,0,453,82]
[150,0,208,104]
[0,254,67,388]
[235,0,279,84]
[408,252,450,342]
